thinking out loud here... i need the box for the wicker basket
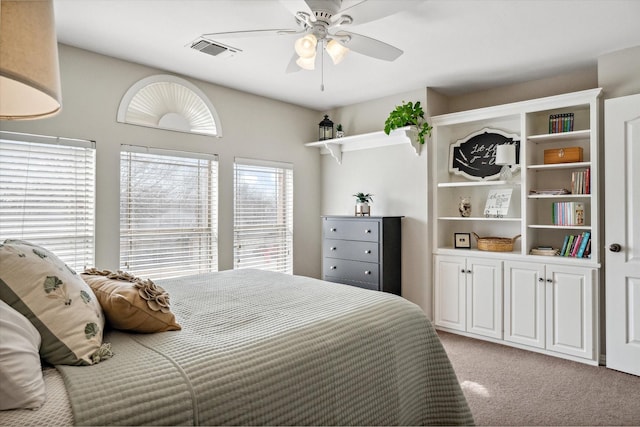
[472,233,521,252]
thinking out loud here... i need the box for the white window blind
[120,145,218,280]
[0,131,95,272]
[234,158,293,274]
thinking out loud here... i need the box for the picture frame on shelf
[454,233,471,249]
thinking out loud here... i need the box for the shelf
[528,194,591,199]
[528,161,590,170]
[528,129,591,142]
[438,216,521,222]
[528,224,591,230]
[305,126,420,164]
[437,180,519,188]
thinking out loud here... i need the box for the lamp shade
[0,0,62,120]
[294,34,317,59]
[326,39,349,65]
[495,144,516,165]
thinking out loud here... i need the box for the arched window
[117,74,222,137]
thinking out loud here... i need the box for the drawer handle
[364,250,371,254]
[364,270,372,275]
[330,266,337,270]
[364,229,371,234]
[330,228,337,232]
[330,247,337,251]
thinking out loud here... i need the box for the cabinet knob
[546,278,553,283]
[538,277,544,282]
[364,250,371,254]
[364,270,372,275]
[330,265,337,270]
[330,247,337,251]
[461,269,466,273]
[364,229,371,233]
[609,243,622,252]
[330,227,337,232]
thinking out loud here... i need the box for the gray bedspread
[54,269,472,426]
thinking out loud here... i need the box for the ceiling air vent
[189,38,241,59]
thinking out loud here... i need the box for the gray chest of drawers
[322,216,402,294]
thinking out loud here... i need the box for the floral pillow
[0,240,112,366]
[81,269,181,333]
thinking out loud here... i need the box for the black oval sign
[449,128,520,180]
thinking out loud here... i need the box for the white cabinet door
[434,255,466,331]
[504,261,545,348]
[546,265,595,360]
[466,258,503,339]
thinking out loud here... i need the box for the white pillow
[0,299,46,410]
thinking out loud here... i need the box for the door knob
[609,243,622,252]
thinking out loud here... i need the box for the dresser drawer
[323,276,379,291]
[323,219,379,242]
[323,239,379,263]
[323,258,379,285]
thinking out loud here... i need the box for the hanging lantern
[318,114,334,141]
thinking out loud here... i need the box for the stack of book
[552,202,585,226]
[530,247,561,256]
[571,168,590,194]
[549,113,575,133]
[529,188,570,195]
[560,231,591,258]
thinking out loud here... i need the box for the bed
[1,252,473,425]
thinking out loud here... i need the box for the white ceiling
[53,0,640,111]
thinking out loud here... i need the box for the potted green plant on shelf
[353,192,373,216]
[384,100,433,144]
[336,123,345,138]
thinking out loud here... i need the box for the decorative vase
[336,130,345,138]
[458,196,471,217]
[355,202,370,216]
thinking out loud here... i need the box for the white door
[466,258,503,339]
[605,94,640,376]
[504,261,545,349]
[434,255,466,331]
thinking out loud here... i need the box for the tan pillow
[0,240,110,366]
[81,271,181,333]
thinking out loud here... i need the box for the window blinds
[234,158,293,274]
[120,145,218,280]
[0,132,95,272]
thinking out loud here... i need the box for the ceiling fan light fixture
[326,39,349,65]
[294,33,317,58]
[296,54,316,70]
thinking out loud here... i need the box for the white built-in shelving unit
[431,88,603,365]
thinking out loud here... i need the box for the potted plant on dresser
[353,192,373,216]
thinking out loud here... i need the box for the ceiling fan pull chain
[321,39,325,91]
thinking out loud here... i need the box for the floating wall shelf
[305,126,420,164]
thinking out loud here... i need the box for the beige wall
[598,45,640,99]
[0,45,323,278]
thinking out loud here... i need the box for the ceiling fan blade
[202,29,302,39]
[285,53,302,73]
[279,0,314,19]
[335,30,403,61]
[331,0,423,26]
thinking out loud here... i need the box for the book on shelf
[571,168,591,194]
[530,247,561,256]
[558,231,591,258]
[552,201,585,226]
[530,188,570,195]
[549,113,575,133]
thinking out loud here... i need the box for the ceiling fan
[201,0,416,73]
